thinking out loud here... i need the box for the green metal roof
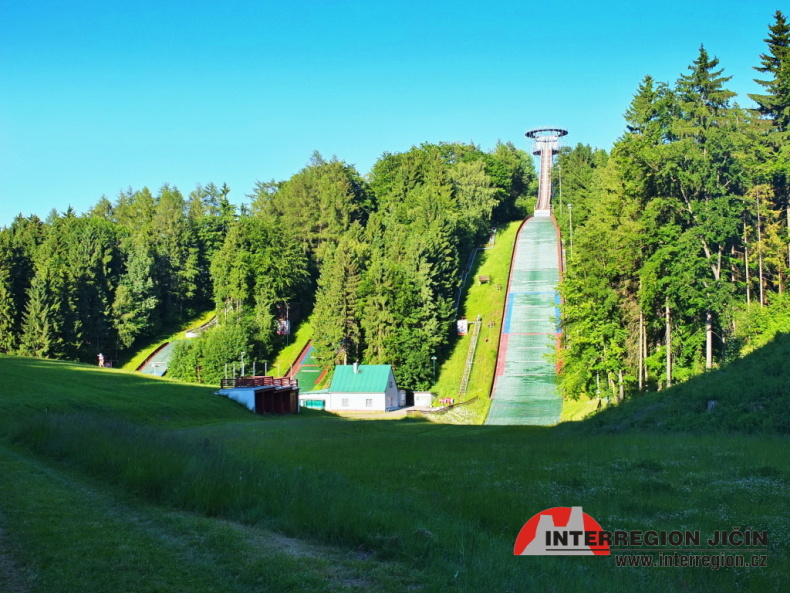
[329,365,394,393]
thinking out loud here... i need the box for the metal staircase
[459,318,481,396]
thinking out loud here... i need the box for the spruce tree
[750,10,790,132]
[0,266,15,353]
[312,228,365,366]
[113,244,159,348]
[20,272,56,358]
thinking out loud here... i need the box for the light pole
[431,356,437,383]
[240,351,246,377]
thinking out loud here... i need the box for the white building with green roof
[299,363,401,412]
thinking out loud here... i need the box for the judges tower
[525,128,568,214]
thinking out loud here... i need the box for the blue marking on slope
[504,296,514,334]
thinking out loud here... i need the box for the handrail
[220,376,298,389]
[459,320,481,396]
[416,396,479,415]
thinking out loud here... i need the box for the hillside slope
[0,354,787,592]
[571,332,790,435]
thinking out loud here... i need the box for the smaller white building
[413,391,433,408]
[299,363,400,412]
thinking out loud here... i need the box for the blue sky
[0,1,783,226]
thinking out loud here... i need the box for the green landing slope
[486,214,563,425]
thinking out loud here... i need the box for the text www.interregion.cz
[614,552,768,569]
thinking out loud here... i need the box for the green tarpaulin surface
[486,215,563,425]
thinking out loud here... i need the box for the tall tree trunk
[638,309,644,391]
[618,369,624,402]
[665,300,672,388]
[758,193,765,307]
[596,372,601,402]
[643,311,648,386]
[705,310,713,370]
[731,245,736,284]
[745,242,751,305]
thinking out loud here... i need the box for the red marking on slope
[490,217,532,397]
[495,334,509,377]
[287,341,314,377]
[506,332,560,336]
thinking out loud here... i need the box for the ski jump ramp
[486,211,563,425]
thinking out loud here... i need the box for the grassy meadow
[0,354,787,592]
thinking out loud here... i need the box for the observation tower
[525,128,567,214]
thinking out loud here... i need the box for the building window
[342,398,349,407]
[365,399,372,407]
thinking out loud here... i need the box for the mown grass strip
[0,444,416,593]
[431,221,522,423]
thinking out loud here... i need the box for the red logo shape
[514,506,610,556]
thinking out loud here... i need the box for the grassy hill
[0,354,788,592]
[429,220,521,423]
[571,332,790,435]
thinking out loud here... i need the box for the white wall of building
[326,391,386,411]
[414,391,433,407]
[217,388,256,412]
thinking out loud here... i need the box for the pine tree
[113,244,159,348]
[675,46,736,139]
[6,215,45,341]
[750,10,790,132]
[20,271,57,358]
[254,154,371,264]
[152,184,198,321]
[0,265,15,353]
[747,11,790,288]
[311,229,365,365]
[667,46,745,368]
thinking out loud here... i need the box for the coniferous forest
[0,144,536,390]
[2,11,788,399]
[555,11,790,400]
